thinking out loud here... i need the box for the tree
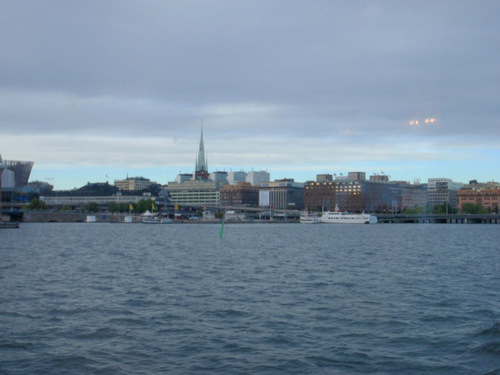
[432,204,446,214]
[120,203,132,213]
[403,206,426,214]
[137,199,155,213]
[460,203,488,214]
[86,202,99,212]
[108,202,119,213]
[28,197,46,210]
[432,203,456,214]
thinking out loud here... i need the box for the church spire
[195,124,209,180]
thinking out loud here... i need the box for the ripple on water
[1,223,500,374]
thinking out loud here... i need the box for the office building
[246,170,270,186]
[259,179,304,210]
[114,177,156,191]
[228,171,248,185]
[304,172,401,213]
[427,178,464,209]
[220,182,259,207]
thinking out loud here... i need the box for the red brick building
[457,188,500,213]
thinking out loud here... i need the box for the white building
[114,177,156,191]
[165,180,227,206]
[427,178,464,208]
[176,173,193,184]
[246,170,270,186]
[1,169,15,188]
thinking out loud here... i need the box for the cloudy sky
[1,1,499,189]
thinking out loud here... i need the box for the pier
[377,213,500,224]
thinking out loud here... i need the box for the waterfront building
[1,157,38,213]
[114,176,156,191]
[40,194,151,210]
[246,170,270,186]
[165,127,229,206]
[259,179,304,210]
[220,182,259,207]
[228,171,248,185]
[1,169,15,188]
[457,181,500,212]
[165,179,226,206]
[398,182,428,211]
[38,182,164,211]
[304,172,401,213]
[2,160,34,187]
[427,178,464,209]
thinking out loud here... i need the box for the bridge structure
[377,213,500,224]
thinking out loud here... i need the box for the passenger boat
[142,216,172,224]
[320,205,377,224]
[300,212,320,224]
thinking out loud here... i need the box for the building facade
[2,160,34,187]
[457,181,500,212]
[259,179,304,210]
[246,170,270,186]
[210,171,228,182]
[175,173,193,184]
[399,183,428,210]
[304,176,402,213]
[316,174,333,182]
[228,171,248,185]
[165,180,227,206]
[114,177,156,191]
[220,182,259,207]
[427,178,464,209]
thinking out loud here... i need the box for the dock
[0,221,20,229]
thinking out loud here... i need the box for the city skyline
[1,1,499,190]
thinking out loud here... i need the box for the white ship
[320,205,377,224]
[300,212,321,224]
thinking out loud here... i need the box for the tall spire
[195,124,209,180]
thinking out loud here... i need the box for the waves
[1,223,500,374]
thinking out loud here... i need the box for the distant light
[410,117,437,126]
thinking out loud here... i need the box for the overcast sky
[1,1,499,189]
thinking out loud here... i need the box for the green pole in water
[220,219,225,238]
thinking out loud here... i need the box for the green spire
[195,126,208,172]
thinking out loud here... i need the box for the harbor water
[1,223,499,374]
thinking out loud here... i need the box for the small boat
[320,205,377,224]
[300,212,320,224]
[142,216,172,224]
[0,221,20,229]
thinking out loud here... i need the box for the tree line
[27,198,158,213]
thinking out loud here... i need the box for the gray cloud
[1,1,499,188]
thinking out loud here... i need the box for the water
[1,223,499,374]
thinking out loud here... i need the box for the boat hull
[300,213,321,224]
[320,212,377,224]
